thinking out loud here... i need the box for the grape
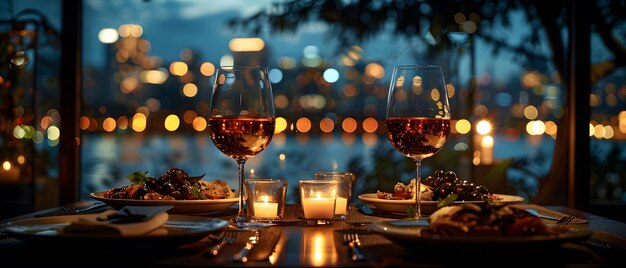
[436,182,454,199]
[166,168,188,182]
[423,175,436,187]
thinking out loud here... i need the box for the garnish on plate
[377,170,501,203]
[103,168,234,200]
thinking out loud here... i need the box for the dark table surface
[1,202,626,267]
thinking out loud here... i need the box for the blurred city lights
[364,63,384,79]
[220,55,234,67]
[2,161,11,170]
[524,105,538,119]
[319,118,334,133]
[117,116,129,129]
[362,118,378,133]
[102,117,116,132]
[296,117,312,132]
[228,38,265,52]
[455,119,471,134]
[132,113,147,132]
[79,115,89,130]
[164,114,180,131]
[481,135,494,148]
[98,28,119,44]
[47,126,60,140]
[192,117,207,131]
[476,120,492,135]
[182,83,198,97]
[342,118,357,133]
[274,95,289,109]
[140,69,168,84]
[269,68,283,83]
[17,155,25,165]
[323,68,339,83]
[169,61,188,76]
[275,117,288,133]
[200,62,215,76]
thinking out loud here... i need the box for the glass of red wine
[208,66,275,227]
[385,65,451,221]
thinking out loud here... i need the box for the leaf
[127,170,149,185]
[437,193,458,208]
[190,186,207,200]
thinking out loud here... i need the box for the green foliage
[127,170,150,185]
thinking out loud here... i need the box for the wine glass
[208,66,275,227]
[385,65,451,221]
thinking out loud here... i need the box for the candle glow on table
[334,197,348,215]
[302,193,335,219]
[253,195,279,218]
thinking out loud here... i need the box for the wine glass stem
[415,159,422,221]
[235,159,247,225]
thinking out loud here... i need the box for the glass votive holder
[244,178,287,222]
[314,172,355,221]
[299,179,339,225]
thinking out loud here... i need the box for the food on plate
[424,203,556,237]
[376,179,433,201]
[103,168,234,200]
[376,170,500,203]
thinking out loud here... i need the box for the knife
[233,231,259,262]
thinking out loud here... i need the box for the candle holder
[244,178,287,222]
[299,180,339,225]
[314,172,355,221]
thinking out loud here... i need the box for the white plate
[358,193,524,215]
[367,220,592,248]
[90,191,238,214]
[1,214,229,250]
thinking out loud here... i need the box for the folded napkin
[61,206,173,237]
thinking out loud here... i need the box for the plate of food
[358,193,524,215]
[358,170,524,215]
[1,213,229,251]
[90,168,238,214]
[366,203,592,252]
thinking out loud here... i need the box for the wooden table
[1,203,625,266]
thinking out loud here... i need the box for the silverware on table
[342,226,365,261]
[233,230,259,262]
[210,229,237,256]
[34,202,108,217]
[525,209,576,224]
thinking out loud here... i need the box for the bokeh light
[476,120,491,135]
[164,114,180,131]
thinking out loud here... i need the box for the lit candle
[334,197,348,215]
[302,193,335,219]
[253,196,278,218]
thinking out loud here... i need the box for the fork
[342,226,365,261]
[556,215,576,224]
[35,202,107,217]
[525,209,576,223]
[210,229,237,256]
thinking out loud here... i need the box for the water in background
[80,133,554,203]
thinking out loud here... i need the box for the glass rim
[393,64,441,70]
[314,171,355,176]
[217,65,268,71]
[299,179,339,185]
[246,178,287,183]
